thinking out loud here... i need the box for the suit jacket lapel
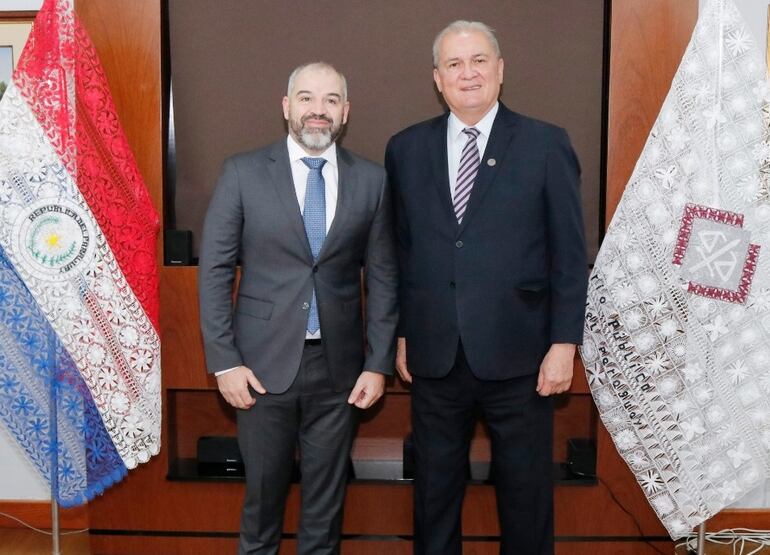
[317,147,353,261]
[267,142,314,260]
[428,115,456,227]
[458,105,519,235]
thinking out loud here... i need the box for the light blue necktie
[301,157,327,334]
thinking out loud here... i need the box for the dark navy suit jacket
[385,103,588,380]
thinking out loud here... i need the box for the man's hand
[216,365,266,409]
[396,337,412,383]
[536,343,576,396]
[348,371,386,409]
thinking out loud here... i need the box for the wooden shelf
[166,434,597,487]
[167,456,597,487]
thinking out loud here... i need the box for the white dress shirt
[215,136,338,376]
[447,102,499,200]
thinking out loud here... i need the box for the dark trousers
[236,342,356,555]
[411,343,554,555]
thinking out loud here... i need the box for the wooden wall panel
[555,544,673,554]
[0,501,87,529]
[90,536,240,555]
[159,264,593,394]
[0,529,90,553]
[76,0,163,223]
[707,509,770,532]
[160,267,213,389]
[606,0,698,222]
[167,388,593,463]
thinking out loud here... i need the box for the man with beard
[198,62,397,555]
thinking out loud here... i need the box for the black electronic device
[197,435,244,477]
[165,229,193,265]
[566,438,596,479]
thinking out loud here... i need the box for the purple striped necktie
[454,127,481,223]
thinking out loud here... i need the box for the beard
[289,112,343,152]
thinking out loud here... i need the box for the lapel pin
[487,158,496,167]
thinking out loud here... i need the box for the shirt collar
[287,134,337,168]
[447,101,499,142]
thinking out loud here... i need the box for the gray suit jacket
[198,140,398,393]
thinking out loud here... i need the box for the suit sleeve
[384,136,409,338]
[198,157,245,374]
[362,169,398,374]
[545,128,588,344]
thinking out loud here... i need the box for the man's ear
[433,68,442,93]
[282,96,290,120]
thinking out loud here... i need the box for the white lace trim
[582,0,770,539]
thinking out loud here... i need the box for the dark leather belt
[305,338,322,346]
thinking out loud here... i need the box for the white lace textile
[0,0,161,487]
[0,83,161,469]
[581,0,770,539]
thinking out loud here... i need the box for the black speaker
[197,435,244,476]
[165,229,192,265]
[566,438,596,479]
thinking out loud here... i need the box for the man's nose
[311,98,327,114]
[459,63,476,79]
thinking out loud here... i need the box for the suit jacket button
[455,240,463,248]
[313,266,319,273]
[449,281,455,289]
[302,302,310,310]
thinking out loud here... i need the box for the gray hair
[286,62,348,102]
[432,20,501,68]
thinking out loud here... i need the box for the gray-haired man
[387,21,587,555]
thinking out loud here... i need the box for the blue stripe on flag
[0,245,126,506]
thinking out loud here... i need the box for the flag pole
[696,522,706,555]
[51,498,61,555]
[52,5,66,551]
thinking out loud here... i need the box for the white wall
[0,0,44,10]
[0,428,47,500]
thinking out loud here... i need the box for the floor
[2,528,770,555]
[0,529,90,555]
[674,540,770,554]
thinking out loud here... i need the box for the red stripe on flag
[13,0,160,330]
[73,19,160,329]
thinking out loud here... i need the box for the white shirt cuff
[215,366,239,377]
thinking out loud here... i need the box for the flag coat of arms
[0,0,160,506]
[582,0,770,539]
